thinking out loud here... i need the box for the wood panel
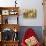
[0,24,20,32]
[43,0,46,46]
[0,7,19,12]
[0,41,2,46]
[2,41,18,46]
[43,0,46,26]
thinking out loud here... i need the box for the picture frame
[2,10,9,15]
[23,9,37,18]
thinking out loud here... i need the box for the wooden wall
[43,0,46,46]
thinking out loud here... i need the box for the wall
[18,0,44,26]
[0,0,44,26]
[0,0,15,7]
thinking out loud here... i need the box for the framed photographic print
[23,9,37,18]
[2,10,9,15]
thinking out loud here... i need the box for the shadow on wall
[18,26,43,44]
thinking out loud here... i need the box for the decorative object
[13,28,18,41]
[10,10,15,15]
[5,18,8,24]
[23,9,37,18]
[9,10,18,15]
[2,10,9,15]
[14,28,17,32]
[2,28,13,41]
[15,0,17,7]
[13,32,18,41]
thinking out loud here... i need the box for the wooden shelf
[0,7,19,11]
[0,7,19,24]
[0,7,19,46]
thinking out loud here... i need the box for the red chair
[21,28,41,46]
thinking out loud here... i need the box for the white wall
[0,0,44,26]
[0,0,15,7]
[18,0,44,26]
